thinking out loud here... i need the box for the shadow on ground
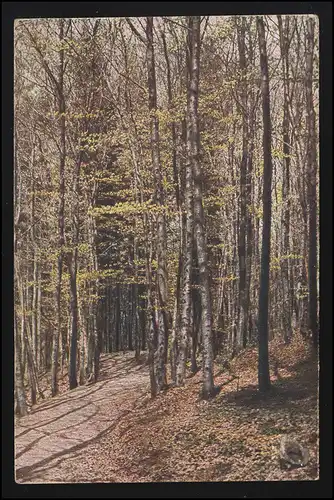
[15,353,149,483]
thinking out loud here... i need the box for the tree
[146,17,169,391]
[236,16,249,351]
[305,17,318,349]
[176,16,195,387]
[13,15,319,408]
[277,15,293,343]
[52,18,67,395]
[257,16,273,393]
[190,16,215,399]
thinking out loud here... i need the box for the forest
[14,15,319,483]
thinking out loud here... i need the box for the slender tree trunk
[51,18,66,397]
[15,310,28,416]
[30,140,39,368]
[128,285,133,350]
[245,18,255,345]
[190,285,199,374]
[246,135,254,344]
[236,17,248,351]
[17,258,44,405]
[170,285,180,384]
[108,283,113,353]
[68,256,78,389]
[189,16,215,399]
[115,284,120,351]
[177,16,195,386]
[24,320,39,404]
[145,216,157,397]
[146,17,169,391]
[305,18,318,349]
[87,194,101,380]
[257,16,272,392]
[14,126,28,416]
[134,283,141,361]
[68,152,82,390]
[278,15,293,343]
[37,269,42,373]
[140,288,146,351]
[78,288,86,384]
[160,20,183,386]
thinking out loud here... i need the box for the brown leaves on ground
[94,333,318,482]
[16,333,318,483]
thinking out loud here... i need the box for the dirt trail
[15,353,149,483]
[15,340,319,483]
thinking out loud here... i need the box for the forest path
[15,340,318,483]
[15,353,150,483]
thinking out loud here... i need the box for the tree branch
[125,18,147,45]
[22,23,62,99]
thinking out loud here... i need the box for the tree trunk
[14,125,27,416]
[236,17,248,351]
[68,256,78,389]
[68,151,82,390]
[190,285,199,374]
[15,310,28,416]
[177,16,195,387]
[78,289,86,385]
[128,285,133,350]
[245,18,255,345]
[115,284,120,351]
[146,17,169,391]
[30,141,39,369]
[51,18,66,397]
[190,16,215,399]
[145,216,157,397]
[278,15,293,343]
[134,282,141,361]
[37,269,42,373]
[305,17,318,349]
[257,16,272,392]
[160,19,183,386]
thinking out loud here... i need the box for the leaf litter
[15,333,318,483]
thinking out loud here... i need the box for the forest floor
[15,333,319,483]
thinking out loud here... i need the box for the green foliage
[272,147,294,160]
[89,201,168,217]
[14,16,319,404]
[270,254,304,270]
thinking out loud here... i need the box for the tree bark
[15,310,28,416]
[115,283,120,351]
[305,17,318,349]
[68,255,79,389]
[160,18,183,386]
[190,16,215,399]
[145,216,157,397]
[177,16,195,387]
[68,151,82,390]
[236,17,248,352]
[245,18,255,345]
[146,17,169,391]
[51,18,66,397]
[30,138,39,368]
[257,16,272,392]
[278,15,293,343]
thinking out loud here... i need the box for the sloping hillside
[15,334,318,483]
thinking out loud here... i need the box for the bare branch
[22,23,62,99]
[200,16,210,45]
[104,50,146,93]
[125,18,147,45]
[161,16,191,32]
